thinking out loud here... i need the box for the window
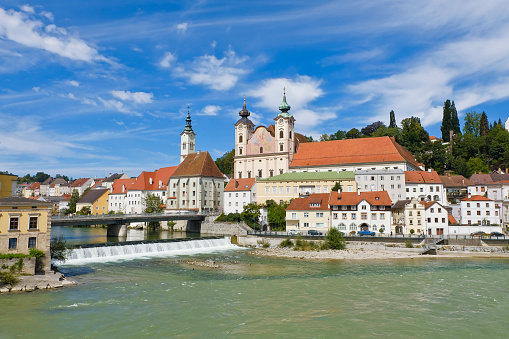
[380,206,385,210]
[352,213,356,219]
[413,188,416,192]
[442,218,445,223]
[430,186,433,192]
[280,144,283,151]
[265,187,269,194]
[239,148,243,155]
[342,213,347,219]
[260,147,263,153]
[239,172,242,179]
[279,187,283,194]
[9,238,17,249]
[294,187,298,194]
[9,217,19,231]
[291,213,297,219]
[372,213,377,219]
[418,220,421,225]
[380,213,385,220]
[362,205,367,210]
[304,223,309,227]
[349,223,357,231]
[486,211,490,216]
[467,211,471,215]
[304,212,309,218]
[270,170,274,177]
[236,193,239,197]
[477,203,480,207]
[351,206,357,210]
[29,216,38,229]
[286,187,290,194]
[333,213,338,219]
[28,237,36,248]
[361,213,367,220]
[239,135,243,143]
[342,206,347,210]
[272,187,277,194]
[486,203,489,208]
[435,218,438,223]
[477,211,481,215]
[280,130,284,138]
[247,171,251,178]
[243,193,246,197]
[258,170,262,178]
[338,223,346,230]
[430,208,434,213]
[316,212,324,218]
[467,203,470,207]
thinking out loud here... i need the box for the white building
[405,170,447,205]
[460,195,499,227]
[224,178,256,214]
[422,201,449,236]
[329,191,392,235]
[355,169,405,203]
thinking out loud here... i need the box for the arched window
[182,143,186,150]
[349,223,357,231]
[189,142,194,150]
[247,171,251,178]
[239,148,243,155]
[258,170,262,178]
[269,170,274,177]
[434,195,439,201]
[427,195,432,201]
[279,130,284,138]
[238,172,242,179]
[239,135,243,143]
[280,144,283,151]
[338,223,346,230]
[260,147,263,153]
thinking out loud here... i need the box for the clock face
[279,119,283,125]
[238,123,243,129]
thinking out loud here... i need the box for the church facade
[234,93,306,180]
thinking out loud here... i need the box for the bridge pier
[107,223,127,237]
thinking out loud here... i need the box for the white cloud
[211,40,217,48]
[32,86,40,92]
[176,22,188,33]
[98,97,135,115]
[67,93,76,99]
[173,47,248,90]
[132,46,142,52]
[19,5,34,14]
[0,8,105,62]
[248,75,332,136]
[40,11,54,21]
[110,90,154,104]
[159,52,176,68]
[81,98,97,106]
[199,105,221,116]
[65,80,80,87]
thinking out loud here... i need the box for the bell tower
[181,107,196,163]
[275,88,295,156]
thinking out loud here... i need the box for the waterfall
[58,237,237,265]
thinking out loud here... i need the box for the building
[439,174,473,203]
[101,173,129,189]
[422,201,449,236]
[70,178,94,196]
[390,198,425,235]
[0,173,17,198]
[286,193,330,233]
[224,178,256,214]
[108,178,137,213]
[405,170,447,204]
[234,94,307,180]
[76,188,110,215]
[460,195,499,226]
[167,151,225,213]
[23,182,40,198]
[329,191,392,235]
[355,169,405,202]
[289,136,422,173]
[181,109,196,163]
[256,171,356,205]
[0,197,52,272]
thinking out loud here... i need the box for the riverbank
[250,242,509,261]
[0,271,76,294]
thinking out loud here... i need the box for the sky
[1,0,509,179]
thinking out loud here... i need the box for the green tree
[215,149,235,177]
[450,101,461,135]
[361,121,385,137]
[304,135,315,142]
[463,112,481,136]
[77,206,91,215]
[330,130,347,140]
[467,157,489,174]
[65,190,80,214]
[323,228,345,250]
[389,110,397,128]
[319,133,331,141]
[398,117,430,159]
[441,99,452,141]
[331,182,342,192]
[421,141,451,174]
[240,203,261,230]
[143,193,164,229]
[345,128,361,139]
[268,202,288,231]
[50,236,71,262]
[480,112,489,136]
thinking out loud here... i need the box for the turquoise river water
[1,227,508,338]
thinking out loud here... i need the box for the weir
[61,236,236,264]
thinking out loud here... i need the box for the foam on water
[56,237,241,265]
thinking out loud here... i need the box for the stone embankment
[0,271,76,294]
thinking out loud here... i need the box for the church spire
[278,88,291,117]
[239,95,251,118]
[183,106,194,133]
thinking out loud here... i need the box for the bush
[323,228,346,250]
[294,237,320,251]
[280,238,294,248]
[257,239,270,248]
[409,229,415,235]
[215,213,227,222]
[29,248,45,272]
[0,271,19,287]
[9,258,24,273]
[405,240,414,248]
[50,236,71,262]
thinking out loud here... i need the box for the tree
[304,135,315,142]
[319,133,331,141]
[361,121,385,137]
[331,182,342,192]
[345,128,361,139]
[240,203,261,229]
[450,101,461,135]
[50,236,71,262]
[480,112,489,136]
[330,130,346,140]
[267,202,288,230]
[65,190,80,214]
[463,112,481,136]
[389,110,397,128]
[143,193,164,229]
[77,206,91,215]
[398,117,430,158]
[467,157,489,174]
[323,228,345,250]
[215,149,235,177]
[441,99,452,141]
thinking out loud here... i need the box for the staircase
[420,237,442,255]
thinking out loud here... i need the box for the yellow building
[286,193,331,233]
[0,197,52,271]
[256,171,357,205]
[76,189,109,215]
[0,173,17,198]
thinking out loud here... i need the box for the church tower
[275,88,296,158]
[234,97,255,178]
[180,108,196,163]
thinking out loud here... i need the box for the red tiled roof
[439,174,473,187]
[290,136,420,169]
[225,178,256,192]
[405,171,442,184]
[110,178,137,194]
[131,166,177,191]
[71,178,91,187]
[448,215,458,225]
[171,151,224,178]
[286,193,330,211]
[461,195,492,201]
[328,191,392,206]
[419,201,436,209]
[29,182,40,189]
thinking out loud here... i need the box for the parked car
[308,230,323,236]
[288,229,301,235]
[490,232,505,237]
[358,230,375,236]
[470,231,485,237]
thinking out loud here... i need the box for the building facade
[181,110,196,163]
[0,173,17,198]
[224,178,256,214]
[285,193,330,233]
[405,170,447,205]
[355,169,405,203]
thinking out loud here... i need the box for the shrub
[29,248,45,272]
[294,237,320,251]
[9,258,24,273]
[280,238,293,248]
[0,271,19,287]
[257,239,270,248]
[215,213,227,222]
[405,240,414,248]
[50,236,71,262]
[409,229,415,235]
[323,228,345,250]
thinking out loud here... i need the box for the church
[233,92,307,180]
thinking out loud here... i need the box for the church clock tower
[180,108,196,163]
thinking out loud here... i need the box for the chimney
[428,168,431,173]
[506,168,508,174]
[235,180,239,189]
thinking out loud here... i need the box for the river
[1,227,508,338]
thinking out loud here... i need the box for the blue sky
[1,1,509,179]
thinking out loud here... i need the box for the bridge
[51,213,206,236]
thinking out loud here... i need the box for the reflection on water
[51,225,200,245]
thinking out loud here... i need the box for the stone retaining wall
[0,257,36,275]
[173,216,249,236]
